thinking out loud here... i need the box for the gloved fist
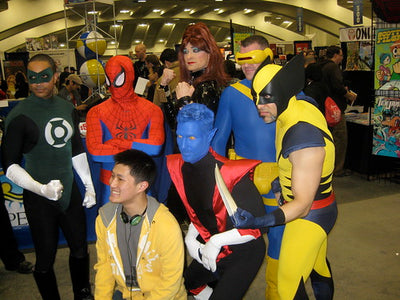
[201,238,220,272]
[82,189,96,208]
[40,180,63,201]
[185,223,204,265]
[233,207,259,229]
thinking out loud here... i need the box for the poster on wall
[3,60,26,99]
[233,33,252,55]
[345,41,372,71]
[293,40,312,54]
[374,28,400,90]
[372,96,400,158]
[26,35,58,51]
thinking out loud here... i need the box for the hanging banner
[296,7,304,33]
[372,96,400,158]
[353,0,363,25]
[339,26,371,42]
[374,28,400,90]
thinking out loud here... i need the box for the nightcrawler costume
[167,149,266,300]
[249,55,337,300]
[86,56,165,205]
[2,94,92,299]
[212,79,283,299]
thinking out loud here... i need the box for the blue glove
[233,207,285,229]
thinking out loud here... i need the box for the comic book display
[372,97,400,157]
[374,28,400,90]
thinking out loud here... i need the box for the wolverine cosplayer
[234,54,337,300]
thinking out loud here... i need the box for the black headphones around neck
[120,208,147,226]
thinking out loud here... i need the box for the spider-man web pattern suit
[86,55,165,204]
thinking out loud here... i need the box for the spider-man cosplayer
[86,55,165,205]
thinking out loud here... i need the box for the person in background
[14,71,29,99]
[133,43,149,93]
[59,66,76,89]
[234,54,337,300]
[144,54,162,102]
[94,149,186,300]
[212,35,282,299]
[58,74,87,111]
[174,22,229,117]
[319,45,357,176]
[303,62,329,114]
[153,48,181,129]
[2,53,96,300]
[167,103,266,300]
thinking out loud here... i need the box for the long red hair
[178,22,229,87]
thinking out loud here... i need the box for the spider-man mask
[105,55,136,102]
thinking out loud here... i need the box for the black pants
[0,187,25,270]
[185,236,266,300]
[23,183,88,272]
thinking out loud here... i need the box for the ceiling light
[59,43,66,47]
[120,10,130,14]
[153,9,161,13]
[110,41,117,45]
[88,11,99,15]
[165,22,174,26]
[135,40,141,43]
[159,39,165,43]
[214,8,220,11]
[244,9,254,14]
[138,23,147,27]
[111,24,121,28]
[184,8,191,12]
[138,0,146,2]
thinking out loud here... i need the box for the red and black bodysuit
[167,149,266,300]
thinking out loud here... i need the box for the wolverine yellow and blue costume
[236,55,337,300]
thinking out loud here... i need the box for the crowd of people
[0,21,358,300]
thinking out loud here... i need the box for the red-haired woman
[174,22,229,115]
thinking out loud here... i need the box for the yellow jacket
[94,197,186,300]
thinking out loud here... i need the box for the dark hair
[28,54,57,73]
[178,22,229,87]
[224,59,237,78]
[177,103,214,132]
[114,149,156,188]
[145,54,161,68]
[326,45,341,59]
[160,48,178,64]
[15,71,27,84]
[240,35,269,48]
[305,63,322,81]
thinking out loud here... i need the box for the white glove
[201,239,220,272]
[6,164,63,201]
[40,180,64,201]
[72,153,96,208]
[202,229,256,272]
[82,184,96,208]
[185,223,204,265]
